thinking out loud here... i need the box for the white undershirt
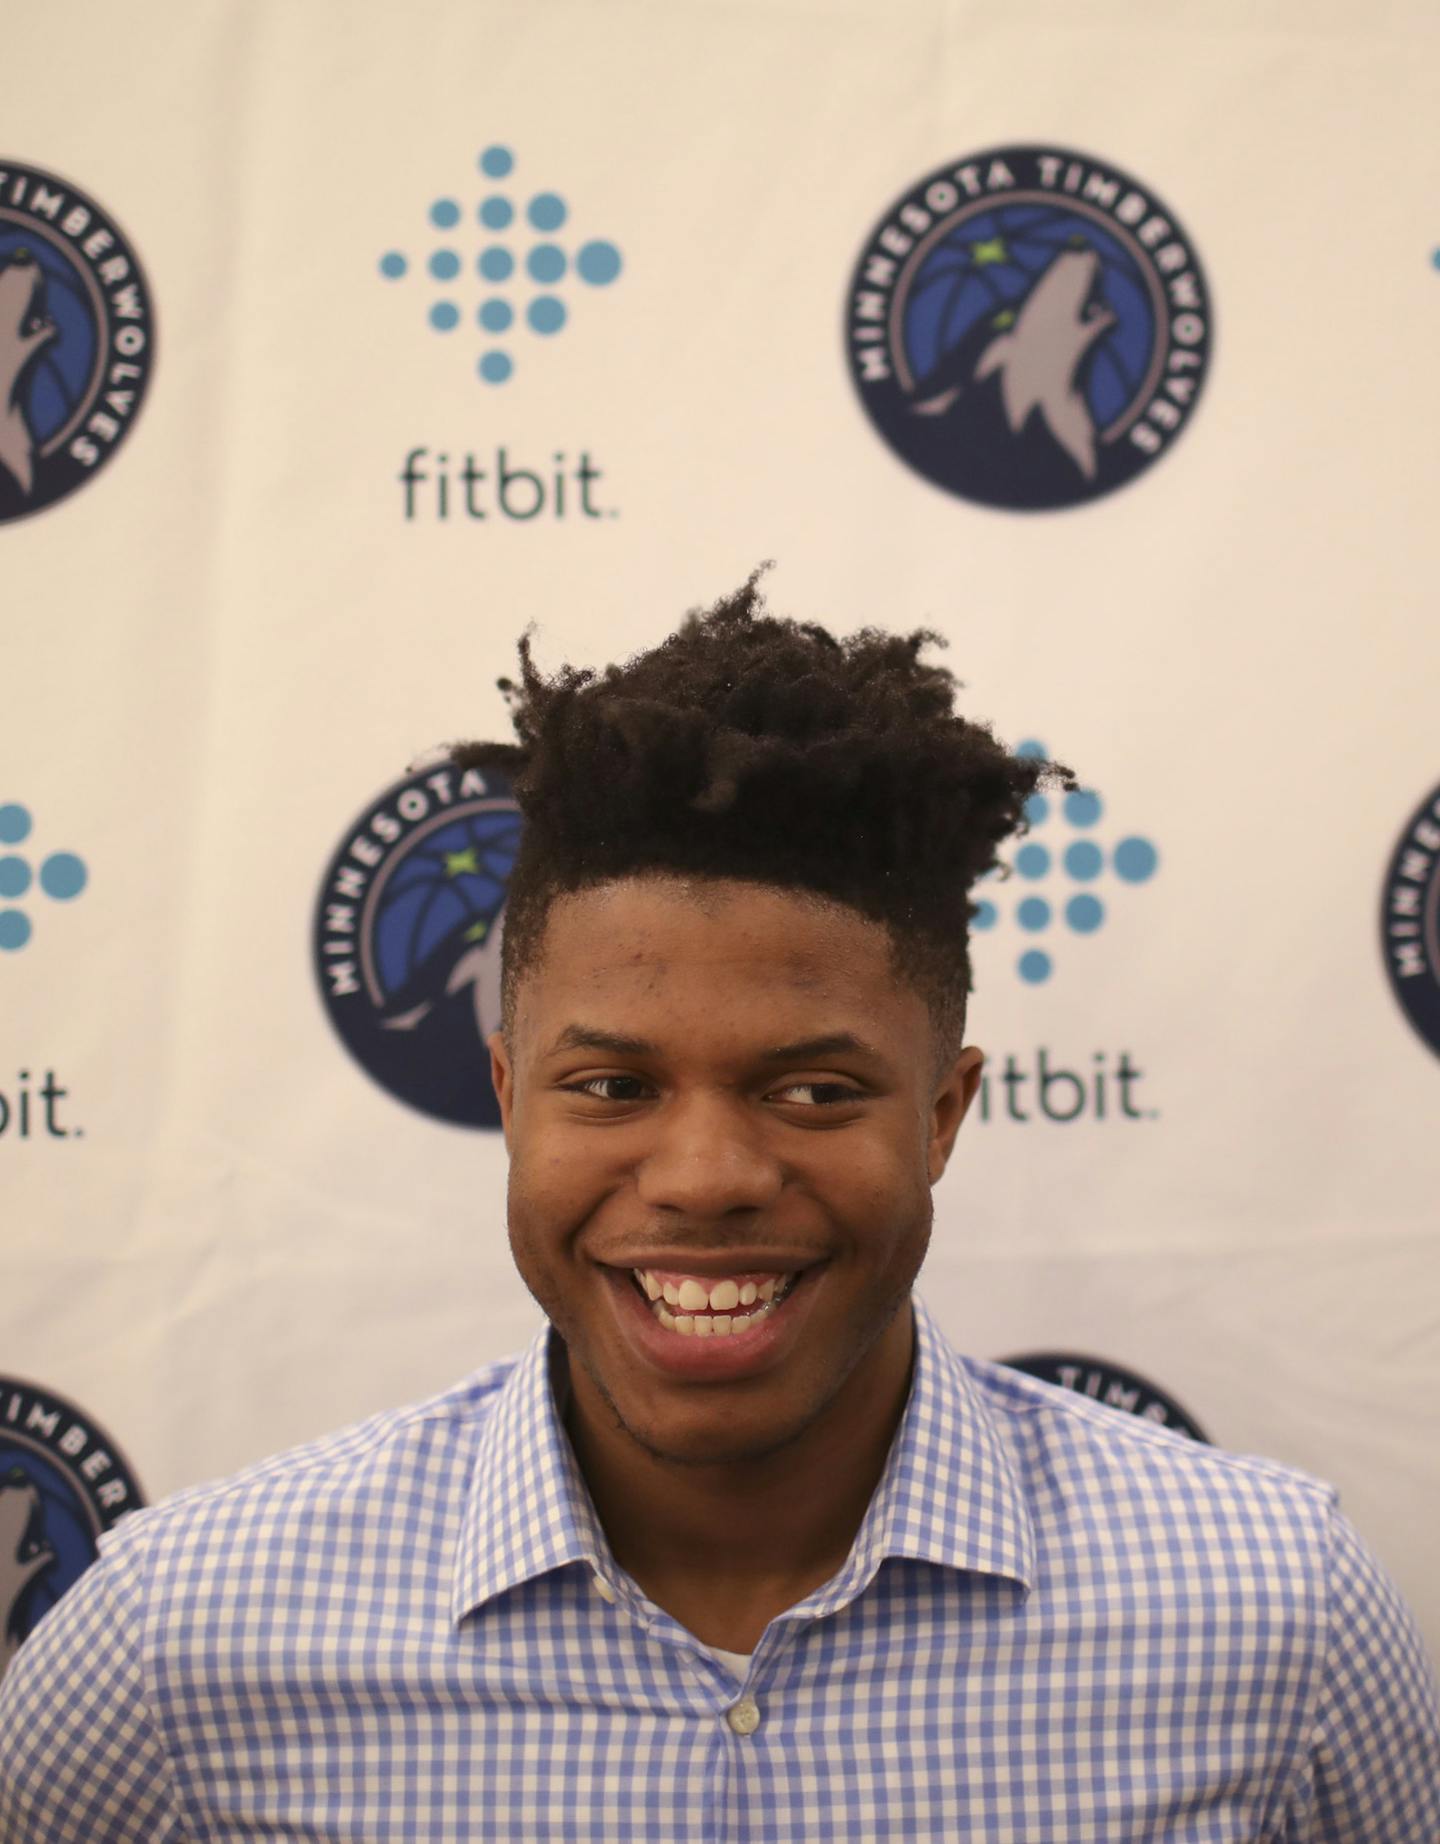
[709,1647,752,1680]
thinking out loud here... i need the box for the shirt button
[726,1696,761,1736]
[591,1574,617,1604]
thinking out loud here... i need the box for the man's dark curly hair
[451,568,1073,1060]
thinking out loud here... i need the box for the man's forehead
[507,875,913,1037]
[503,877,946,1072]
[534,877,895,980]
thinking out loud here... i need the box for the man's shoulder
[102,1352,522,1579]
[960,1353,1337,1557]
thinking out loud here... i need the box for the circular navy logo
[1001,1352,1209,1441]
[0,1377,144,1679]
[846,145,1211,510]
[0,161,155,524]
[1380,778,1440,1059]
[313,760,522,1129]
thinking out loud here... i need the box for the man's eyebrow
[758,1033,887,1064]
[545,1025,656,1058]
[541,1027,887,1064]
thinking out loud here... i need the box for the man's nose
[634,1092,784,1218]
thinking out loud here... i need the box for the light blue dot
[429,302,459,331]
[0,910,31,951]
[1064,840,1102,880]
[1065,789,1102,828]
[1017,897,1051,932]
[1114,836,1159,882]
[528,295,566,334]
[1016,843,1050,879]
[528,192,567,232]
[479,351,513,384]
[479,298,513,332]
[1018,949,1051,984]
[1023,793,1049,825]
[1015,738,1046,759]
[480,246,513,281]
[429,199,460,229]
[528,243,566,283]
[971,899,997,930]
[428,250,460,281]
[1066,894,1104,933]
[40,852,87,900]
[1432,247,1440,271]
[576,239,622,285]
[379,251,408,279]
[0,804,31,845]
[0,856,31,898]
[480,196,513,230]
[480,145,514,178]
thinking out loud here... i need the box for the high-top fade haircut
[451,568,1074,1064]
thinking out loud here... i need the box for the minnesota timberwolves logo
[846,146,1211,510]
[314,760,521,1128]
[0,1377,143,1681]
[0,161,155,524]
[1380,778,1440,1060]
[1002,1352,1209,1440]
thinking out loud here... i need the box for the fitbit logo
[398,446,614,522]
[972,742,1159,987]
[376,142,623,388]
[974,1048,1154,1124]
[0,1068,81,1140]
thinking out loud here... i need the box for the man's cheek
[828,1140,911,1205]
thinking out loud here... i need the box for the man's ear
[488,1031,515,1147]
[928,1046,984,1184]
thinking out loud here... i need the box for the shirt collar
[452,1290,1034,1626]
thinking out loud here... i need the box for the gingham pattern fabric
[2,1293,1437,1842]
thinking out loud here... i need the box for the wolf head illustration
[0,250,59,498]
[0,1468,55,1675]
[972,247,1115,478]
[911,245,1116,480]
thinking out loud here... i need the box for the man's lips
[593,1258,830,1379]
[594,1252,829,1278]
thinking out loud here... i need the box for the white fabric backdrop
[4,0,1438,1662]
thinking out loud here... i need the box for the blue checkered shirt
[2,1292,1437,1841]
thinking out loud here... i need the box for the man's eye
[568,1075,650,1102]
[773,1082,863,1107]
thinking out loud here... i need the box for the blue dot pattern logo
[969,742,1157,984]
[377,145,622,386]
[313,761,522,1129]
[0,1378,143,1684]
[0,161,156,524]
[845,146,1211,510]
[0,804,87,952]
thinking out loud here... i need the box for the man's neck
[556,1306,917,1651]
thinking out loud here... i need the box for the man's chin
[578,1361,828,1473]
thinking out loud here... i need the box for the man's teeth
[631,1269,795,1337]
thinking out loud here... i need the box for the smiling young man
[2,577,1438,1842]
[491,873,974,1661]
